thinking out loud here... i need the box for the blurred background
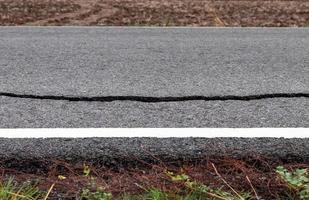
[0,0,308,26]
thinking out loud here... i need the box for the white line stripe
[0,128,307,138]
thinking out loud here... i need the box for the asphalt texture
[0,27,308,128]
[1,138,309,168]
[1,27,309,165]
[1,96,308,127]
[0,27,308,97]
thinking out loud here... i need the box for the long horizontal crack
[0,92,308,103]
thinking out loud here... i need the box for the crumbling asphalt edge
[1,138,308,169]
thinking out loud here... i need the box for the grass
[0,178,45,200]
[1,159,309,200]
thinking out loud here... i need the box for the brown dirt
[1,156,308,199]
[0,0,309,26]
[0,0,81,25]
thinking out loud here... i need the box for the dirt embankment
[0,0,309,26]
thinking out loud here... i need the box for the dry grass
[1,156,308,199]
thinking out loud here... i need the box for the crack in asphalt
[0,92,308,103]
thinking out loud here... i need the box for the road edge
[1,138,308,169]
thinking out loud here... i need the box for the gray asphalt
[0,27,308,97]
[0,27,308,128]
[1,27,309,165]
[1,138,309,167]
[1,96,308,127]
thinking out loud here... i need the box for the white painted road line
[0,128,307,138]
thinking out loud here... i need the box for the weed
[83,164,91,177]
[0,178,45,200]
[166,170,251,200]
[80,188,112,200]
[80,164,112,200]
[276,166,309,199]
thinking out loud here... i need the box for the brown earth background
[0,0,309,26]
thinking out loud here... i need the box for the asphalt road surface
[0,27,308,127]
[1,138,309,168]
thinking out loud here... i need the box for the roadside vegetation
[1,157,309,199]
